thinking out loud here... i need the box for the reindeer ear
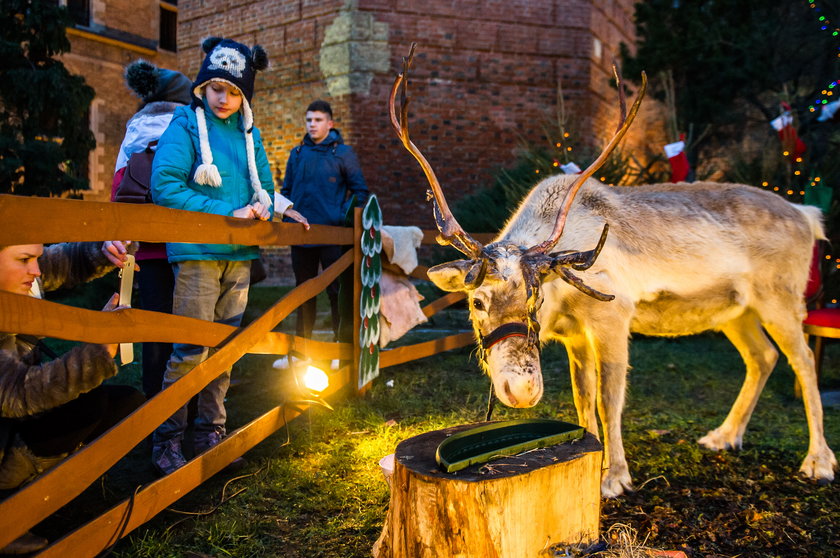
[428,260,478,292]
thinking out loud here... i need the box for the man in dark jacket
[281,100,369,341]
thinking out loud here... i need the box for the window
[66,0,90,27]
[159,4,177,52]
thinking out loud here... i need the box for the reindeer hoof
[698,429,742,451]
[799,450,837,484]
[601,471,633,498]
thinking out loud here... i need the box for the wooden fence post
[352,206,363,391]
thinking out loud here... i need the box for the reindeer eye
[472,299,485,312]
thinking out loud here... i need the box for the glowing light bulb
[302,365,329,393]
[761,181,769,187]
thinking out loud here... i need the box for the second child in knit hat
[149,37,307,477]
[109,60,193,400]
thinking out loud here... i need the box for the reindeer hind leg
[761,312,837,483]
[699,311,778,452]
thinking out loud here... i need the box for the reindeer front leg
[592,325,633,498]
[564,336,598,435]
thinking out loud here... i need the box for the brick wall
[178,0,663,234]
[174,0,665,280]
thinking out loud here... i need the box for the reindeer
[390,45,837,497]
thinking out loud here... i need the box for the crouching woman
[0,241,145,554]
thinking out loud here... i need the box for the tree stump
[373,423,603,558]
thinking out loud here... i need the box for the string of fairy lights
[806,1,839,114]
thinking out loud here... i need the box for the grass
[29,285,840,557]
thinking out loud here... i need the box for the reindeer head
[390,44,645,408]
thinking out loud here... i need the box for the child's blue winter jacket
[151,103,274,262]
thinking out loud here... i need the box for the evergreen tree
[620,0,839,172]
[0,0,95,196]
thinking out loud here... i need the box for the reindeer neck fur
[495,174,611,252]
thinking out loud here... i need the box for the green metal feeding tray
[435,419,585,473]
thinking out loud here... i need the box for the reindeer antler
[390,43,484,259]
[526,69,647,255]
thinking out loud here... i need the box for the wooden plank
[0,293,352,359]
[382,261,429,282]
[379,332,475,369]
[252,334,353,361]
[36,367,351,558]
[0,257,350,347]
[422,291,466,318]
[0,249,355,550]
[0,194,353,246]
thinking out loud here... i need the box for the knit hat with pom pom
[124,60,192,107]
[190,37,271,210]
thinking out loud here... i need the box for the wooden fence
[0,194,490,556]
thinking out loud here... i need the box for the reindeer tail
[794,203,827,242]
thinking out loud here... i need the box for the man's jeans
[153,260,250,446]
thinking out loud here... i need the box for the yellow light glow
[799,191,805,195]
[786,190,794,195]
[302,366,329,393]
[795,157,803,163]
[794,170,801,176]
[564,132,570,138]
[815,177,821,182]
[783,151,790,156]
[761,181,769,186]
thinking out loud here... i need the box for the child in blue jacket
[150,37,305,475]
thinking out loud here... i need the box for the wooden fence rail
[0,194,491,555]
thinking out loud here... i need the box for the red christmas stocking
[771,103,806,160]
[664,139,690,182]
